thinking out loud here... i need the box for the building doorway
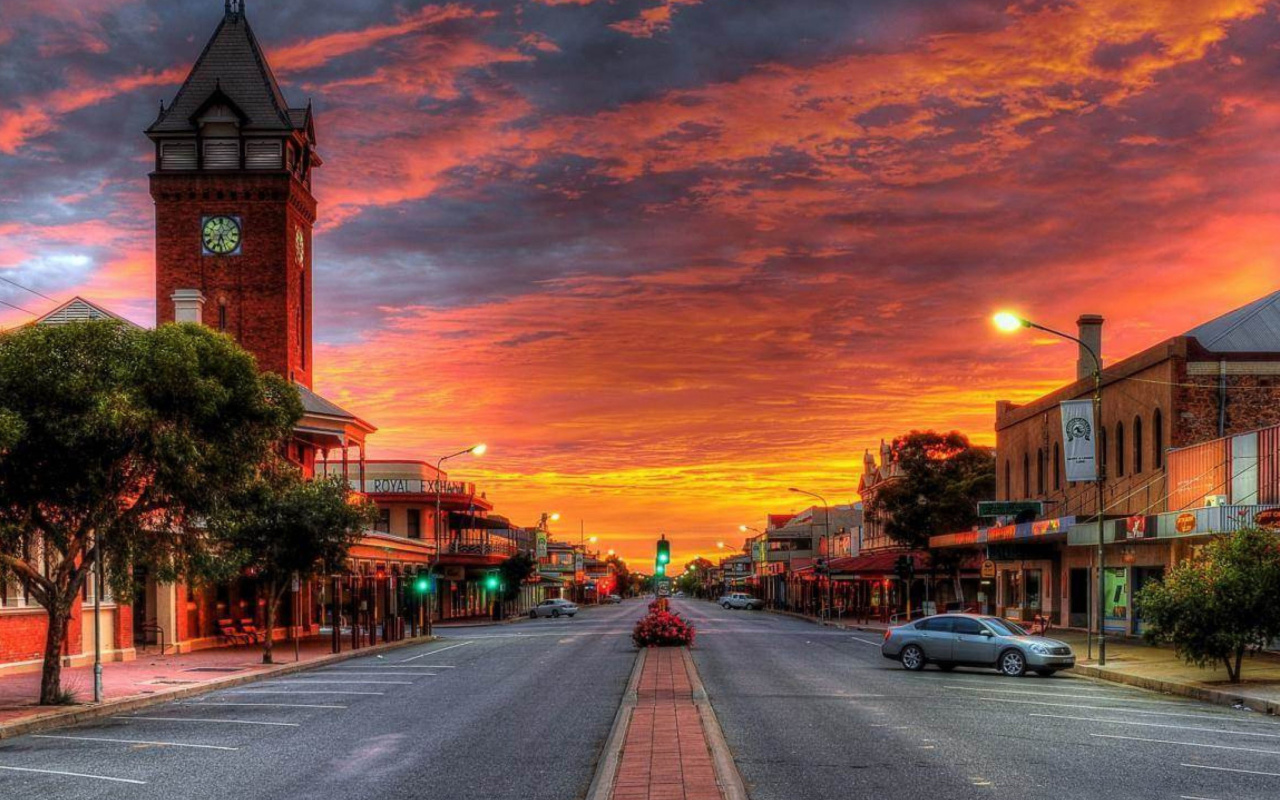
[1068,568,1089,628]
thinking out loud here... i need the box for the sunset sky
[2,0,1280,565]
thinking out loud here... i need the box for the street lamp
[995,310,1108,665]
[426,443,486,636]
[789,488,832,617]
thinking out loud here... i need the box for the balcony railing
[441,532,516,558]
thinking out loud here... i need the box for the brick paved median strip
[601,647,744,800]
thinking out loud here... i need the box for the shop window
[1132,415,1143,474]
[1153,408,1164,469]
[1025,569,1042,611]
[407,509,421,539]
[374,508,390,533]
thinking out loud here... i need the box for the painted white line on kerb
[34,734,238,751]
[1090,733,1280,756]
[1182,763,1280,778]
[220,690,385,696]
[1031,713,1280,739]
[181,701,346,710]
[848,636,882,646]
[114,716,301,727]
[0,765,146,785]
[401,641,473,662]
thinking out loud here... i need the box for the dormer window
[159,141,197,170]
[203,139,239,169]
[246,139,282,169]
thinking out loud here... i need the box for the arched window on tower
[1153,408,1164,469]
[1133,415,1143,474]
[1115,422,1126,477]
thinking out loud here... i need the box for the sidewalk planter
[632,605,696,647]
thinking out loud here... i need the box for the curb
[762,607,885,633]
[681,647,749,800]
[1070,664,1280,716]
[0,634,438,741]
[585,647,647,800]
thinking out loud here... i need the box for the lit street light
[789,487,832,617]
[426,442,487,636]
[994,310,1108,665]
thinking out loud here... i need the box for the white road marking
[309,672,437,677]
[1090,733,1280,755]
[220,690,385,696]
[1181,763,1280,778]
[325,665,454,669]
[401,641,473,661]
[1030,713,1280,738]
[848,636,883,646]
[260,680,414,685]
[1180,795,1223,799]
[0,765,146,784]
[34,734,238,751]
[946,685,1186,705]
[944,696,1280,722]
[114,716,300,727]
[181,701,346,709]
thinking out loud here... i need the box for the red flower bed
[632,609,696,647]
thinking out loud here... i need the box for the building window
[1004,460,1011,500]
[407,509,421,539]
[1133,415,1143,474]
[1100,427,1108,472]
[1052,442,1061,491]
[1022,454,1030,499]
[1115,422,1125,477]
[1036,448,1045,496]
[374,508,390,534]
[218,303,227,331]
[1153,408,1164,469]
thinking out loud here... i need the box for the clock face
[295,226,305,266]
[202,215,241,255]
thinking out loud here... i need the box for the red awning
[823,550,981,577]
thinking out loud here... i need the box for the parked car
[530,598,579,618]
[719,592,764,610]
[603,594,622,604]
[880,613,1075,677]
[674,591,685,598]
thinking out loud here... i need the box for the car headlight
[1027,643,1049,655]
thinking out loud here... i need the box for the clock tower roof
[147,1,308,137]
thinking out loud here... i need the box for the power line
[0,297,36,316]
[0,274,54,303]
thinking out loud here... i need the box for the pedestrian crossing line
[1090,733,1280,755]
[0,765,146,784]
[1181,763,1280,778]
[1030,713,1280,738]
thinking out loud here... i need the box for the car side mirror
[980,629,994,637]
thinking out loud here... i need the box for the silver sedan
[881,613,1075,677]
[530,598,579,618]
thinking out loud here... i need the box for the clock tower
[148,0,318,388]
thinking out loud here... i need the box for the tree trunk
[262,579,277,664]
[38,596,72,705]
[1233,646,1245,684]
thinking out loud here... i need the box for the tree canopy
[864,430,995,550]
[1136,527,1280,683]
[0,320,302,701]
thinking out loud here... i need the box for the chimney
[1076,314,1103,380]
[171,289,206,325]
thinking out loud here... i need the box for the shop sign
[987,525,1017,542]
[440,565,465,581]
[1125,515,1149,539]
[981,560,996,578]
[1254,508,1280,532]
[978,500,1043,518]
[1175,512,1197,534]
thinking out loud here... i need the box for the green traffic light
[655,564,665,576]
[414,576,431,593]
[484,573,500,591]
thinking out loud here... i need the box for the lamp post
[426,443,486,636]
[579,523,597,603]
[789,488,832,616]
[995,311,1108,666]
[93,528,103,703]
[739,525,766,605]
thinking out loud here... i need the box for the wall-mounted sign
[1175,512,1197,534]
[1254,508,1280,532]
[978,501,1043,518]
[981,560,996,578]
[1125,515,1149,539]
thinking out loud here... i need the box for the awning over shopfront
[347,530,435,566]
[1067,505,1280,546]
[818,550,984,579]
[930,516,1077,549]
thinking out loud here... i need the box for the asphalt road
[0,600,645,800]
[680,597,1280,800]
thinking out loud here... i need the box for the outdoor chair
[238,618,267,643]
[218,618,252,645]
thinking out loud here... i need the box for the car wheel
[1035,669,1057,677]
[569,613,576,617]
[999,649,1026,677]
[900,644,925,671]
[530,610,538,618]
[722,603,730,609]
[936,662,956,672]
[552,609,561,618]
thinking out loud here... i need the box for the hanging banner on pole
[536,529,548,559]
[1060,399,1099,482]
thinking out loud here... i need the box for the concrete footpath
[0,634,429,739]
[762,604,1280,715]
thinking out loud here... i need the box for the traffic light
[414,574,432,594]
[655,563,666,576]
[484,572,500,591]
[656,537,670,565]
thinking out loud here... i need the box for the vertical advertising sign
[536,529,548,559]
[1060,399,1099,482]
[574,551,585,583]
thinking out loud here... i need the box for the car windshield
[983,618,1029,636]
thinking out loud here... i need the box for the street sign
[977,500,1043,518]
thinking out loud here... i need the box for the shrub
[632,609,696,647]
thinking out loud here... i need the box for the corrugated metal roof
[1185,289,1280,353]
[147,9,302,134]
